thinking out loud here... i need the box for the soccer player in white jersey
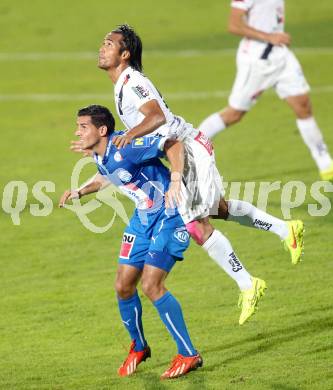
[73,25,305,330]
[198,0,333,181]
[94,24,306,325]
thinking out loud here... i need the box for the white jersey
[231,0,286,58]
[113,66,223,223]
[114,67,197,141]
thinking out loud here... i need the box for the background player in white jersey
[74,24,304,325]
[198,0,333,181]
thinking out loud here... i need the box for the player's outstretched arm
[112,100,166,148]
[228,7,291,46]
[58,173,106,207]
[164,140,184,209]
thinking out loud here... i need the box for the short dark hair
[112,24,143,72]
[77,105,115,135]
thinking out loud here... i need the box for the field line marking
[1,85,333,102]
[0,47,333,61]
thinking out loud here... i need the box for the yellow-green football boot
[238,277,267,325]
[283,220,304,265]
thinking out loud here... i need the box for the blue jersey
[93,132,190,272]
[93,132,170,218]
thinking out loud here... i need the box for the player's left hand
[70,140,93,157]
[268,32,291,46]
[165,180,182,209]
[59,189,81,208]
[112,133,133,148]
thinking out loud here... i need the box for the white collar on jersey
[94,136,113,165]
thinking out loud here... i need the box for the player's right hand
[165,180,182,209]
[59,190,80,208]
[112,133,133,149]
[70,140,93,157]
[268,32,291,46]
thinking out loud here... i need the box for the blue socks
[117,291,147,352]
[118,290,196,357]
[154,291,196,357]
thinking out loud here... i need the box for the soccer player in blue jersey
[59,105,202,379]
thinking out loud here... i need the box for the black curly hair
[112,24,143,72]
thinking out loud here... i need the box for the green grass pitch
[1,0,333,389]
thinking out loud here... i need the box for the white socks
[202,230,252,290]
[198,112,226,139]
[200,201,289,290]
[296,117,332,171]
[227,199,289,240]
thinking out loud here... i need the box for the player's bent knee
[219,199,229,219]
[288,94,313,118]
[115,279,136,300]
[231,110,245,124]
[222,107,245,126]
[297,101,312,118]
[141,278,163,301]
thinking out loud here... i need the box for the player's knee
[231,110,244,124]
[222,107,244,126]
[186,220,213,245]
[115,279,136,299]
[220,199,229,219]
[211,198,229,220]
[293,95,312,118]
[141,277,163,301]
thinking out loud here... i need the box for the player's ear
[121,50,130,61]
[99,125,108,137]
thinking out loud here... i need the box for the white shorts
[178,132,224,224]
[229,47,310,111]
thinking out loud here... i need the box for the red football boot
[118,340,151,377]
[160,353,203,379]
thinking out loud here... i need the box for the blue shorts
[118,210,190,272]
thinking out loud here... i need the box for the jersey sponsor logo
[132,85,150,99]
[114,151,123,162]
[277,6,284,24]
[122,183,154,209]
[132,136,156,148]
[119,233,136,259]
[195,132,213,155]
[253,218,272,231]
[174,227,190,243]
[117,168,132,183]
[132,137,149,148]
[228,252,243,272]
